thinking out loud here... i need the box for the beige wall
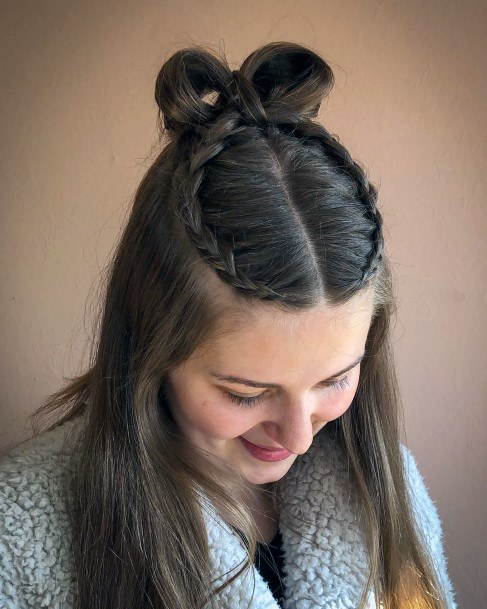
[1,1,485,606]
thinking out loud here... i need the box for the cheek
[175,391,251,440]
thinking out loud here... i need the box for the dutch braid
[172,110,280,299]
[291,120,384,285]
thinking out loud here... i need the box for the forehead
[194,288,374,373]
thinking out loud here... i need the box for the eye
[323,376,351,391]
[222,391,267,408]
[221,375,351,408]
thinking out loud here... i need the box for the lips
[244,440,287,452]
[238,436,293,462]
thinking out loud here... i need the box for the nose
[262,398,324,455]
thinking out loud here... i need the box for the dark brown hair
[28,41,448,608]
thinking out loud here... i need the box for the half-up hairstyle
[28,41,449,609]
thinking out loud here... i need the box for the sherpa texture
[0,416,458,609]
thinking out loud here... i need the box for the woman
[0,42,457,609]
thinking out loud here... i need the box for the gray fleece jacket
[0,415,458,608]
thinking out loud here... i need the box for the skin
[164,287,375,538]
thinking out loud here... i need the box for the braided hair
[154,41,385,308]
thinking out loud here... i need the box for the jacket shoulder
[0,417,82,608]
[400,443,458,609]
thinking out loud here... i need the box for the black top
[254,528,286,607]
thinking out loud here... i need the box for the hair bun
[154,47,230,135]
[155,42,335,135]
[235,41,335,125]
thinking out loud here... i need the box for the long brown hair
[27,42,448,608]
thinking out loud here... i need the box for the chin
[241,459,296,486]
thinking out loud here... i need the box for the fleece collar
[199,428,379,608]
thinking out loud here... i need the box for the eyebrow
[208,352,366,389]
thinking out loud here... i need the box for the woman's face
[165,288,375,487]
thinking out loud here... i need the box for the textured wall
[1,1,485,606]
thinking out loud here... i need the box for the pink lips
[238,437,292,462]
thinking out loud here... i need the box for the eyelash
[223,376,351,408]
